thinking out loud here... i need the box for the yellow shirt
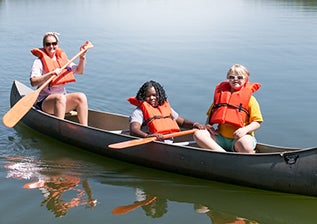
[206,96,263,139]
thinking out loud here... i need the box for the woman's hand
[79,41,89,58]
[53,68,61,75]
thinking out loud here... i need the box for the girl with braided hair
[128,80,204,141]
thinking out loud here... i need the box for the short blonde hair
[227,64,250,77]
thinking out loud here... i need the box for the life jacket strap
[145,115,173,124]
[213,103,250,116]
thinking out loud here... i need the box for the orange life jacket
[128,97,180,135]
[31,48,76,86]
[209,81,261,127]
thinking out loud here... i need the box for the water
[1,0,317,223]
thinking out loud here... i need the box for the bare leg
[194,130,226,152]
[65,93,88,126]
[42,94,67,118]
[234,135,256,153]
[42,93,88,126]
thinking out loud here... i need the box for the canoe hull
[9,80,317,196]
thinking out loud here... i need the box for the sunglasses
[228,75,245,80]
[45,42,58,47]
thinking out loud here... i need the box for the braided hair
[136,80,167,106]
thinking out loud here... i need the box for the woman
[30,32,89,125]
[129,80,204,141]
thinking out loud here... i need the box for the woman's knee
[67,92,87,105]
[75,92,87,104]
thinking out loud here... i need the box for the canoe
[8,80,317,197]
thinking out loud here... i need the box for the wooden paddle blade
[83,41,94,49]
[108,136,157,149]
[2,90,40,128]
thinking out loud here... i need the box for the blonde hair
[42,32,60,46]
[227,64,250,77]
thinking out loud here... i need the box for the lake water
[1,0,317,223]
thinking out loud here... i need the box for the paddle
[2,41,94,128]
[108,129,197,149]
[112,196,157,215]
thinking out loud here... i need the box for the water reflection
[4,154,261,222]
[4,150,317,223]
[99,170,317,224]
[23,176,97,217]
[112,188,158,215]
[112,187,260,223]
[112,187,168,218]
[4,156,97,217]
[194,204,259,224]
[111,187,261,223]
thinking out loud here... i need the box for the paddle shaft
[2,42,93,128]
[108,129,197,149]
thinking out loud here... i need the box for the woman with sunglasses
[194,64,263,153]
[29,32,89,125]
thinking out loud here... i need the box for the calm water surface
[1,0,317,223]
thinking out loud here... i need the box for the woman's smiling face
[44,35,58,57]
